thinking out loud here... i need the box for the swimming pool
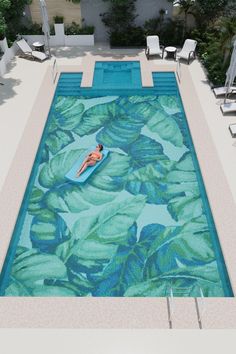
[0,61,233,297]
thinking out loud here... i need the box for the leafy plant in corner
[54,15,64,24]
[65,22,94,35]
[102,0,145,47]
[3,0,32,43]
[144,16,184,47]
[19,21,43,35]
[0,0,10,40]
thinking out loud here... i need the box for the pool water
[93,61,142,89]
[0,62,233,297]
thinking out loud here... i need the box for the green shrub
[4,0,33,43]
[65,22,94,35]
[20,22,43,35]
[110,26,145,47]
[102,0,144,46]
[53,16,64,24]
[0,15,7,40]
[144,17,185,47]
[189,27,229,85]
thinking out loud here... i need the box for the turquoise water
[0,62,233,297]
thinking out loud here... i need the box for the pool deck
[0,44,236,329]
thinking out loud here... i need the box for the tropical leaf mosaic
[0,94,228,297]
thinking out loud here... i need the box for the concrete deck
[0,44,236,329]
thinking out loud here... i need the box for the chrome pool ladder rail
[176,58,181,83]
[194,286,205,329]
[51,58,58,84]
[167,286,174,329]
[166,284,205,329]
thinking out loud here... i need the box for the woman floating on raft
[76,144,104,177]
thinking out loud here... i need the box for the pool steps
[56,64,178,96]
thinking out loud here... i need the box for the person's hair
[98,144,103,151]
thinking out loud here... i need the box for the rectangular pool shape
[0,62,233,297]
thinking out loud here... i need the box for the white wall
[23,24,95,47]
[29,0,82,25]
[135,0,173,26]
[81,0,173,42]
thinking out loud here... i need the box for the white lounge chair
[213,86,236,97]
[17,39,47,61]
[220,102,236,114]
[229,123,236,137]
[176,39,197,64]
[145,35,164,60]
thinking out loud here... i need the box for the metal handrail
[194,286,205,329]
[176,58,181,83]
[167,297,173,329]
[51,58,58,84]
[166,284,205,329]
[167,286,174,329]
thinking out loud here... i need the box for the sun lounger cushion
[213,86,236,96]
[32,50,47,61]
[229,124,236,137]
[65,147,109,183]
[220,102,236,114]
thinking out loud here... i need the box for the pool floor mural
[0,92,231,297]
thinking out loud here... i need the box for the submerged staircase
[152,72,178,95]
[93,61,142,89]
[56,73,83,96]
[55,67,179,96]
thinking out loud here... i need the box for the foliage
[168,0,235,85]
[102,0,144,46]
[216,16,236,65]
[110,26,145,47]
[169,0,228,30]
[53,15,64,24]
[102,0,137,32]
[0,15,7,40]
[65,22,94,35]
[0,0,10,39]
[0,0,11,13]
[144,17,185,46]
[2,0,32,43]
[20,22,43,35]
[224,0,236,17]
[190,14,236,85]
[174,0,195,37]
[193,0,228,28]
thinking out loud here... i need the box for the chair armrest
[161,45,165,58]
[188,50,196,64]
[145,46,150,59]
[188,50,196,58]
[23,50,33,55]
